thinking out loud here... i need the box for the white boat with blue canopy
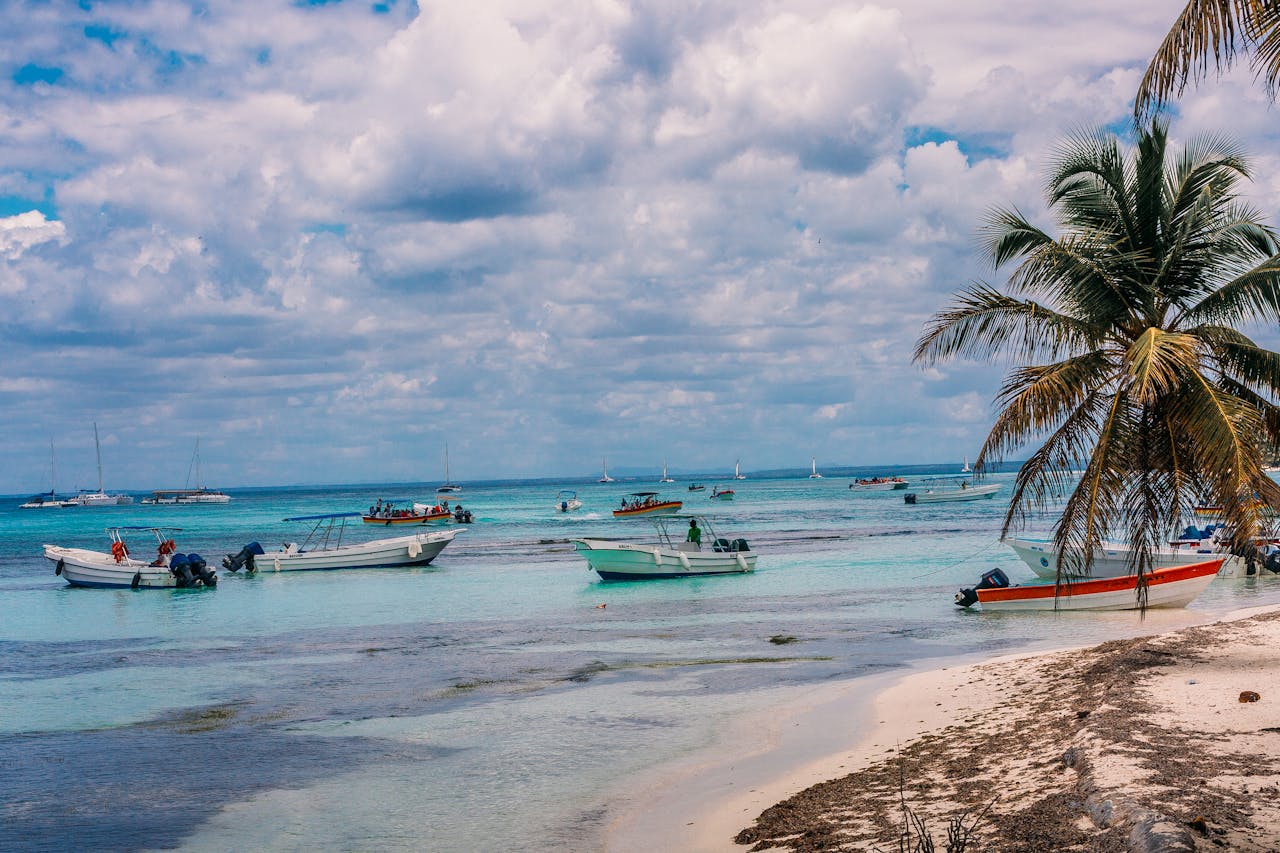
[904,477,1000,504]
[44,526,217,589]
[222,512,461,573]
[572,514,755,581]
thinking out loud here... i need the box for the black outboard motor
[169,553,196,588]
[904,492,917,504]
[1266,551,1280,574]
[186,552,217,587]
[453,507,473,524]
[955,567,1010,608]
[222,542,265,573]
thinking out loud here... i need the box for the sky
[3,0,1280,491]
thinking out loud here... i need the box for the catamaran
[142,438,231,504]
[660,459,675,483]
[598,457,615,483]
[808,457,823,479]
[20,441,76,508]
[734,460,746,480]
[70,423,133,506]
[437,444,462,493]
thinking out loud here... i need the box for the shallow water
[2,474,1276,852]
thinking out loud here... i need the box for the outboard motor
[904,492,917,505]
[169,553,196,588]
[955,567,1011,608]
[1266,551,1280,574]
[186,552,217,587]
[222,542,265,573]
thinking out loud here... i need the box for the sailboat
[598,457,615,483]
[660,459,675,483]
[809,457,823,479]
[437,444,462,493]
[143,438,231,504]
[70,423,133,505]
[20,441,76,508]
[734,459,746,480]
[961,455,972,473]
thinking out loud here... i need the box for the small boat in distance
[142,438,232,503]
[20,442,76,508]
[734,460,746,480]
[613,492,682,518]
[69,423,133,506]
[437,444,462,493]
[809,457,823,479]
[710,485,735,500]
[904,477,1000,504]
[363,499,450,525]
[557,490,583,513]
[850,476,908,491]
[223,513,461,572]
[961,455,972,473]
[660,459,675,483]
[599,457,615,483]
[572,514,755,580]
[45,527,217,589]
[687,483,705,492]
[954,560,1222,611]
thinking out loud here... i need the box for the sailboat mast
[444,443,450,483]
[94,422,104,493]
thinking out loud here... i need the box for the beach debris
[595,603,607,609]
[1187,679,1197,684]
[1239,690,1261,703]
[769,634,798,645]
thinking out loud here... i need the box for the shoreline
[606,602,1280,852]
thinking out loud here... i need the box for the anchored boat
[904,477,1000,504]
[223,513,461,573]
[954,560,1222,611]
[573,515,755,580]
[612,492,682,518]
[44,527,216,589]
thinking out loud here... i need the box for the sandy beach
[611,605,1280,851]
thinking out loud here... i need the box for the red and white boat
[362,500,450,525]
[612,492,682,518]
[956,559,1223,611]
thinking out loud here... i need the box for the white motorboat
[598,457,615,483]
[69,423,133,505]
[1007,534,1237,579]
[222,513,461,573]
[573,515,756,580]
[809,457,823,479]
[955,561,1222,611]
[44,527,217,589]
[437,443,462,493]
[904,477,1000,504]
[556,490,584,513]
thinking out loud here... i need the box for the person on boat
[687,518,702,549]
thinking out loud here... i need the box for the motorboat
[954,560,1222,611]
[710,485,735,501]
[142,439,231,504]
[362,499,450,525]
[44,527,217,589]
[613,492,682,518]
[849,476,908,491]
[557,490,584,513]
[573,514,756,580]
[20,442,76,508]
[437,443,462,493]
[68,423,133,505]
[687,483,705,492]
[1007,529,1238,580]
[598,457,615,483]
[660,460,675,484]
[734,460,746,480]
[223,513,461,573]
[904,477,1000,504]
[809,457,823,479]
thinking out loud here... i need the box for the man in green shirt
[686,518,702,549]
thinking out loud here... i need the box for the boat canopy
[283,512,363,522]
[106,525,184,532]
[628,492,660,497]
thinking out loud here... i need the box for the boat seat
[733,538,750,552]
[713,538,731,552]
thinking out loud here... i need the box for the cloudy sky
[2,0,1279,491]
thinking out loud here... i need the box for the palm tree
[1136,0,1280,117]
[914,120,1280,592]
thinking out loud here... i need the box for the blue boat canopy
[283,512,363,522]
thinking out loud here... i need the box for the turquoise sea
[4,471,1278,852]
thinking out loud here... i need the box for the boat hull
[1008,538,1230,579]
[976,560,1222,611]
[363,512,450,525]
[557,500,583,512]
[44,546,180,589]
[612,501,683,518]
[254,530,460,571]
[905,484,1000,503]
[572,539,755,580]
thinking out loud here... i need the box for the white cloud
[0,210,67,259]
